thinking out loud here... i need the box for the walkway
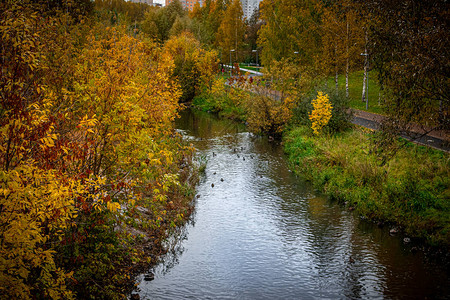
[223,64,264,76]
[352,109,449,152]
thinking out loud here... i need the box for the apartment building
[241,0,261,20]
[129,0,153,5]
[165,0,260,17]
[165,0,202,11]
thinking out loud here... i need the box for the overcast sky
[153,0,165,5]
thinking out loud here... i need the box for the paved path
[223,64,264,76]
[352,109,449,152]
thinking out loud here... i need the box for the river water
[137,109,449,299]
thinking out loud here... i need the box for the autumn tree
[359,0,449,147]
[0,2,84,298]
[95,0,150,24]
[141,0,186,42]
[0,1,193,298]
[309,92,333,135]
[216,0,245,62]
[190,0,229,46]
[244,8,262,64]
[258,0,321,70]
[244,83,295,135]
[318,1,365,96]
[164,32,219,102]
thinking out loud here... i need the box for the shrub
[292,87,352,133]
[309,92,333,135]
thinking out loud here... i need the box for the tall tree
[319,0,364,96]
[244,8,262,64]
[258,0,321,69]
[190,0,229,46]
[216,0,245,62]
[164,32,219,102]
[141,0,186,42]
[360,0,449,131]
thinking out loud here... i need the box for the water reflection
[138,109,449,299]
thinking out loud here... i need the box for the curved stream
[137,109,449,299]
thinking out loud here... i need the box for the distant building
[241,0,261,20]
[165,0,202,11]
[164,0,259,16]
[129,0,153,4]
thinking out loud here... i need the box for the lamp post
[252,49,258,67]
[230,49,235,76]
[361,52,369,110]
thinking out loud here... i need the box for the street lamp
[252,49,258,67]
[230,49,235,76]
[360,52,369,110]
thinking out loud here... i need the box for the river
[137,109,449,299]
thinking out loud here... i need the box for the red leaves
[103,194,111,203]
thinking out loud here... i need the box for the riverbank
[138,109,450,299]
[192,78,449,249]
[283,125,450,248]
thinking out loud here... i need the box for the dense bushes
[0,2,200,299]
[194,76,296,135]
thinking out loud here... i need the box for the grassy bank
[284,125,450,247]
[326,70,384,114]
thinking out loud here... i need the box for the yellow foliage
[164,32,218,101]
[0,164,77,299]
[246,94,295,134]
[309,92,333,135]
[0,2,193,298]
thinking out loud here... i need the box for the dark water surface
[137,109,449,299]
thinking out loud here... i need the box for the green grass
[325,70,384,114]
[284,125,450,247]
[238,63,262,72]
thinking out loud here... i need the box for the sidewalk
[352,109,448,140]
[352,109,449,152]
[223,64,264,76]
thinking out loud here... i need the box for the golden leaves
[309,92,333,135]
[0,2,193,298]
[0,164,78,299]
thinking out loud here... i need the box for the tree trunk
[345,20,349,98]
[362,58,367,103]
[362,31,368,103]
[335,69,339,94]
[335,43,338,94]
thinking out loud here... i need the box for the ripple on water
[138,110,450,300]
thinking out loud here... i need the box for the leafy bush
[292,86,352,133]
[0,3,196,299]
[309,92,333,135]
